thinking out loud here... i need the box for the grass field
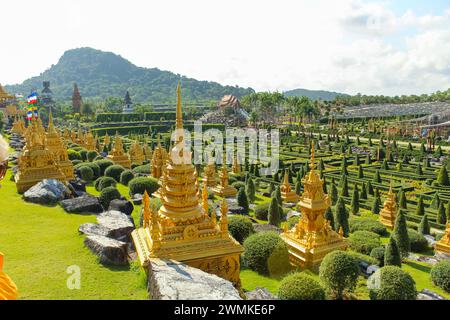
[0,170,148,300]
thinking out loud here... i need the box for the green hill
[283,88,349,101]
[5,47,254,103]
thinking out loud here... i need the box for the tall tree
[393,211,410,259]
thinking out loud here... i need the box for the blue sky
[388,0,449,15]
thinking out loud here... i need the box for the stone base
[15,170,67,193]
[132,228,243,288]
[212,185,237,198]
[280,232,348,269]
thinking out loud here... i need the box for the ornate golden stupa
[151,136,167,179]
[11,115,26,136]
[132,84,243,287]
[280,145,347,268]
[280,169,300,203]
[107,132,131,168]
[84,130,96,151]
[203,158,218,188]
[129,140,145,165]
[103,132,111,148]
[379,183,397,229]
[143,142,152,161]
[435,223,450,256]
[212,164,237,197]
[75,127,85,145]
[0,84,14,106]
[0,253,18,300]
[45,111,74,180]
[15,121,66,193]
[231,153,241,174]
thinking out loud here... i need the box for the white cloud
[0,0,449,96]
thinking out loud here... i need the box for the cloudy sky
[1,0,449,96]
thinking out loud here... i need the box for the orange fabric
[0,253,18,300]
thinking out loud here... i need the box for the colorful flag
[27,92,38,105]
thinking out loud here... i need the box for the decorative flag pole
[26,91,39,123]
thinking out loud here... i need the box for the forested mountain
[5,47,254,103]
[283,88,349,101]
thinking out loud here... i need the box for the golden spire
[143,190,150,228]
[220,199,228,237]
[283,169,289,185]
[310,141,316,172]
[202,180,209,214]
[48,109,56,133]
[176,81,183,130]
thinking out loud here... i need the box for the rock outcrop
[23,179,70,205]
[84,235,128,266]
[60,195,103,214]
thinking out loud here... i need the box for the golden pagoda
[129,140,145,165]
[84,130,96,151]
[70,130,77,143]
[203,157,218,188]
[107,132,131,168]
[0,252,18,300]
[280,144,347,268]
[0,84,14,105]
[63,128,71,142]
[15,121,67,193]
[435,223,450,256]
[212,164,237,197]
[45,111,74,180]
[11,115,26,136]
[280,169,300,203]
[132,84,243,287]
[103,132,111,147]
[151,136,167,179]
[231,153,241,174]
[379,182,397,229]
[143,142,152,161]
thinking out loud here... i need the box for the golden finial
[219,199,228,236]
[339,226,344,237]
[309,141,316,171]
[283,169,289,185]
[143,190,150,228]
[202,181,209,214]
[176,81,183,130]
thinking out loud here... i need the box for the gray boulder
[23,179,70,205]
[78,223,110,237]
[60,195,103,214]
[417,289,447,300]
[131,193,143,205]
[84,235,128,266]
[108,199,134,216]
[246,287,277,300]
[148,259,242,300]
[97,210,135,241]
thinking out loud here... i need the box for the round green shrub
[370,246,385,266]
[104,164,126,182]
[67,149,82,161]
[319,251,360,299]
[94,176,117,191]
[278,273,325,300]
[254,203,270,220]
[132,164,150,175]
[78,165,94,182]
[128,176,160,196]
[431,260,450,292]
[408,229,429,253]
[99,187,121,209]
[349,217,387,236]
[349,231,382,255]
[120,170,135,186]
[87,150,99,162]
[75,162,101,179]
[228,215,254,244]
[243,231,290,276]
[94,159,114,175]
[71,159,82,166]
[368,266,417,300]
[79,148,88,161]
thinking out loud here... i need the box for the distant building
[40,81,55,109]
[72,83,82,113]
[217,95,241,110]
[122,91,134,114]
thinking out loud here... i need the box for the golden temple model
[212,163,237,197]
[11,115,26,136]
[129,140,145,165]
[379,182,397,229]
[435,223,450,256]
[84,130,96,151]
[0,252,18,300]
[280,169,300,203]
[132,84,243,288]
[280,144,347,268]
[15,121,66,193]
[143,142,152,161]
[203,157,218,188]
[107,132,131,168]
[231,153,241,174]
[151,135,167,179]
[45,111,74,180]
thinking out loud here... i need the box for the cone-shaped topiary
[350,188,360,215]
[393,211,410,258]
[398,190,407,209]
[335,197,349,237]
[415,196,425,216]
[237,188,250,214]
[418,215,430,235]
[357,165,364,179]
[437,202,447,225]
[431,193,440,209]
[274,186,283,206]
[325,207,335,231]
[373,170,382,184]
[384,237,402,267]
[367,181,374,196]
[360,183,368,200]
[437,166,450,186]
[341,157,348,176]
[340,175,349,197]
[268,196,281,227]
[245,177,256,203]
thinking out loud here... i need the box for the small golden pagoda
[107,132,131,168]
[63,128,71,142]
[129,140,145,165]
[84,130,96,151]
[435,223,450,256]
[143,142,152,161]
[45,111,74,180]
[75,127,85,145]
[15,121,66,193]
[280,169,300,203]
[231,153,241,174]
[0,84,14,105]
[103,132,111,147]
[132,84,243,287]
[280,144,347,268]
[379,182,397,229]
[151,136,167,179]
[11,116,26,136]
[0,252,18,300]
[203,158,218,188]
[212,164,237,198]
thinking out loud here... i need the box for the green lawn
[0,170,148,300]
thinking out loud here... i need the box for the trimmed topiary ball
[120,170,135,186]
[254,203,270,220]
[243,231,290,276]
[431,260,450,293]
[128,176,159,196]
[94,159,114,175]
[78,165,94,182]
[99,186,121,209]
[368,266,417,300]
[75,162,101,179]
[349,231,381,255]
[370,246,385,267]
[278,273,325,300]
[104,165,126,182]
[87,150,99,162]
[319,251,360,300]
[408,229,429,253]
[132,164,150,175]
[67,149,82,161]
[228,215,254,244]
[94,176,117,191]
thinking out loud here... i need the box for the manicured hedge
[349,231,381,255]
[369,266,417,300]
[104,165,126,182]
[128,177,160,196]
[349,217,387,236]
[99,187,121,209]
[278,273,325,300]
[228,215,254,244]
[431,260,450,292]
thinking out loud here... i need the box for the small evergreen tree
[416,196,425,216]
[437,166,449,186]
[325,207,335,230]
[268,196,281,227]
[357,165,364,179]
[398,190,407,209]
[371,195,381,215]
[331,182,338,205]
[335,197,349,237]
[341,157,348,176]
[295,180,301,195]
[350,188,360,215]
[246,178,256,203]
[237,188,249,214]
[418,215,430,235]
[431,193,440,209]
[340,175,349,197]
[384,237,402,267]
[274,186,283,206]
[360,183,367,200]
[437,202,447,225]
[268,182,275,195]
[393,211,410,258]
[373,170,382,184]
[367,181,374,196]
